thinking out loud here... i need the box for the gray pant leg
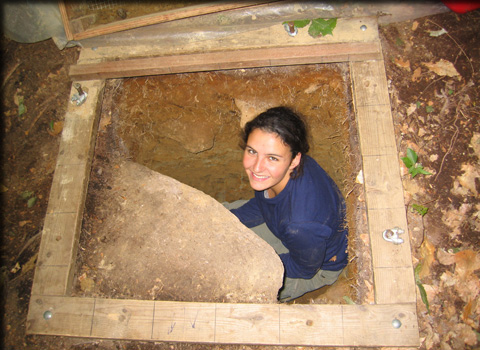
[224,200,342,301]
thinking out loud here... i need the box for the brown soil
[73,64,365,306]
[1,8,480,350]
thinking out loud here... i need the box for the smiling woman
[225,107,349,302]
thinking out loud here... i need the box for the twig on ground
[2,62,21,88]
[434,110,462,182]
[15,230,41,262]
[25,95,57,135]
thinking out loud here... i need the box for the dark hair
[241,106,310,178]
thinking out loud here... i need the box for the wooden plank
[70,42,382,80]
[374,267,416,304]
[368,209,412,270]
[91,299,155,339]
[27,295,95,336]
[350,60,390,107]
[342,303,419,347]
[77,17,380,64]
[351,57,416,304]
[31,80,105,296]
[58,1,74,41]
[27,296,419,346]
[367,207,412,268]
[56,109,99,166]
[279,304,343,346]
[37,212,81,267]
[31,266,71,296]
[362,154,405,210]
[215,303,280,344]
[71,1,276,41]
[152,302,216,343]
[46,163,90,216]
[355,104,397,156]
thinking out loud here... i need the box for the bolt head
[43,310,53,320]
[392,318,402,328]
[360,25,367,31]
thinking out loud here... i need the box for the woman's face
[243,128,301,197]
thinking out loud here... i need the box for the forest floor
[1,8,480,350]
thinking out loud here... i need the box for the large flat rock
[82,160,284,303]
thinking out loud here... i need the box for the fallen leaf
[394,57,411,71]
[462,298,476,326]
[406,103,417,116]
[454,323,478,346]
[79,273,95,292]
[18,220,31,227]
[423,59,461,80]
[10,262,21,274]
[47,121,64,136]
[21,253,37,274]
[99,115,112,131]
[437,248,455,266]
[418,238,436,279]
[456,163,480,195]
[412,21,419,31]
[454,249,480,280]
[412,67,422,82]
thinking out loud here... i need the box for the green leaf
[21,190,34,199]
[426,105,434,113]
[412,203,428,216]
[409,165,432,178]
[343,296,356,305]
[308,18,337,37]
[294,19,311,28]
[417,281,430,313]
[414,263,422,282]
[406,148,418,164]
[27,196,37,208]
[416,101,421,109]
[18,99,26,117]
[401,156,414,169]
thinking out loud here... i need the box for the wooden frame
[27,16,419,347]
[58,1,276,41]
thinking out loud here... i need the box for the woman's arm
[230,198,265,228]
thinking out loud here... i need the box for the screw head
[392,318,402,328]
[43,310,53,320]
[360,25,367,31]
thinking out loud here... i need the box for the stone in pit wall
[94,160,284,303]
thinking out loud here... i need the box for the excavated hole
[75,63,372,305]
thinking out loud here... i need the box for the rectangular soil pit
[74,64,366,305]
[26,16,419,347]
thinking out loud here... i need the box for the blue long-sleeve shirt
[231,156,348,279]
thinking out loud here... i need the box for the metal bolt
[74,83,85,96]
[383,227,405,245]
[392,318,402,328]
[360,25,367,31]
[284,22,298,37]
[43,310,53,320]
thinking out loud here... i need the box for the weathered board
[27,296,419,347]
